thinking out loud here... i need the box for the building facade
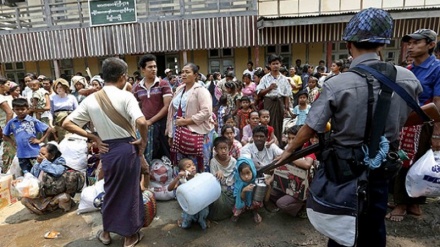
[0,0,439,84]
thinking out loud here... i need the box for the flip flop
[96,230,111,245]
[124,232,144,247]
[385,211,407,222]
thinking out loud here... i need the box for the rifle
[404,102,440,126]
[257,143,320,176]
[257,103,440,176]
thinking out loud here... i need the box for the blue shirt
[411,55,440,105]
[3,115,49,158]
[293,104,311,126]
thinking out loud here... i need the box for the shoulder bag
[170,87,204,156]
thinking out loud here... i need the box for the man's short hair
[252,125,268,137]
[12,98,28,108]
[247,61,253,66]
[268,54,282,64]
[138,54,157,69]
[102,57,128,83]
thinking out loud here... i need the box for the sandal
[124,231,144,247]
[96,230,111,245]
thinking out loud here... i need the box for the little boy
[29,79,50,122]
[168,158,209,230]
[3,98,52,173]
[236,96,252,131]
[290,90,311,126]
[258,109,278,145]
[241,111,259,146]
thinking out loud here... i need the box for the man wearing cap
[388,29,440,221]
[163,68,173,86]
[277,8,421,246]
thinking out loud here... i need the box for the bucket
[176,172,221,215]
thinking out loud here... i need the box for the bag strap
[177,87,186,117]
[94,89,137,139]
[356,64,430,122]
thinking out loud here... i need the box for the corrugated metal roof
[258,17,440,45]
[0,15,257,63]
[258,6,440,21]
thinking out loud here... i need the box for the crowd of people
[1,7,440,247]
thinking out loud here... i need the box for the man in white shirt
[240,125,283,170]
[62,57,148,247]
[256,54,292,142]
[243,61,255,79]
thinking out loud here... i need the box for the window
[3,62,25,86]
[265,45,291,69]
[208,49,234,74]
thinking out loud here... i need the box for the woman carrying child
[231,157,263,224]
[168,158,209,230]
[208,136,236,221]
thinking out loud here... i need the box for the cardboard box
[0,174,15,210]
[273,164,310,201]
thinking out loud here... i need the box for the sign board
[89,0,137,27]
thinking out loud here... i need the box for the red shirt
[133,78,172,120]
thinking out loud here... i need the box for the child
[29,79,50,121]
[268,126,315,217]
[216,95,230,135]
[210,136,236,191]
[3,98,52,173]
[31,142,66,179]
[223,114,240,141]
[221,125,242,159]
[225,82,240,113]
[231,157,263,224]
[306,76,320,104]
[290,90,311,126]
[209,137,236,221]
[258,109,278,145]
[241,111,259,146]
[236,96,252,131]
[168,158,209,230]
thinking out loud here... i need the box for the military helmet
[342,8,393,44]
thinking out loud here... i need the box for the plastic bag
[406,149,440,197]
[59,134,88,172]
[6,156,22,179]
[77,179,104,214]
[11,173,40,198]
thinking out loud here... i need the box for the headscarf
[71,76,88,92]
[90,75,104,88]
[233,157,257,209]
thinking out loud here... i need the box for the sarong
[264,97,285,142]
[208,190,235,221]
[144,118,170,164]
[171,129,217,172]
[101,137,144,237]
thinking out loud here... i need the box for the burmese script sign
[89,0,137,26]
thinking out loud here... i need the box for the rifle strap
[350,62,395,159]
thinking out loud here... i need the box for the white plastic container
[176,172,221,215]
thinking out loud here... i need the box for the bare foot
[407,204,422,216]
[385,204,407,222]
[253,211,262,224]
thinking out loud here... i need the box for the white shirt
[67,86,144,141]
[243,69,255,79]
[240,142,283,170]
[256,73,292,98]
